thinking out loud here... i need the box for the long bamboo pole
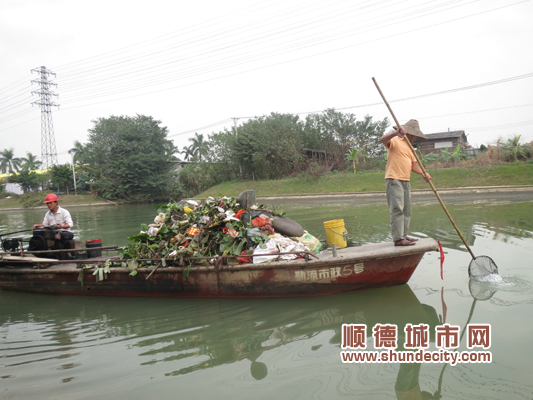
[0,245,119,255]
[372,77,476,260]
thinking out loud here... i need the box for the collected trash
[119,194,322,267]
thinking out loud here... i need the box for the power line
[2,1,523,113]
[0,0,530,139]
[50,1,480,105]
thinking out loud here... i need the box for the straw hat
[394,119,427,141]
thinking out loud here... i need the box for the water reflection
[1,285,440,397]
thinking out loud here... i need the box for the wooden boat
[0,238,438,298]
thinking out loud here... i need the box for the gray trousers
[386,179,411,242]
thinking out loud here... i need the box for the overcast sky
[1,0,532,166]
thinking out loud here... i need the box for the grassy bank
[2,164,532,209]
[197,163,533,198]
[0,194,108,209]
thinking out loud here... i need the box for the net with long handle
[468,256,499,280]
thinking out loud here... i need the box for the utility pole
[31,66,59,170]
[232,117,244,182]
[70,152,77,196]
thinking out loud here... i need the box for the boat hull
[0,238,438,298]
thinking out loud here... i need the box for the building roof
[425,131,466,140]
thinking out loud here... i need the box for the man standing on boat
[379,120,431,247]
[32,193,74,240]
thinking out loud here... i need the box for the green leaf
[129,270,138,276]
[128,233,149,243]
[141,223,149,231]
[78,269,84,287]
[156,204,169,213]
[234,239,245,255]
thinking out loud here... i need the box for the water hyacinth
[118,195,281,267]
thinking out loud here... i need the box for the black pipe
[0,228,35,237]
[1,225,59,238]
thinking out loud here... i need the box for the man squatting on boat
[32,193,74,240]
[379,119,431,247]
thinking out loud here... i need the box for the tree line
[0,148,77,195]
[179,109,389,195]
[3,109,531,202]
[1,110,389,200]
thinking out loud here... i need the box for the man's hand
[380,126,407,144]
[396,126,407,138]
[422,172,432,183]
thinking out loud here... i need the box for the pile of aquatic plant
[118,196,283,273]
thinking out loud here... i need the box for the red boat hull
[0,239,438,298]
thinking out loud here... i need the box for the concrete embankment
[257,185,533,207]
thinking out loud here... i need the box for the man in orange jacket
[380,120,431,246]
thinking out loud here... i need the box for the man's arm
[32,214,49,230]
[61,209,73,230]
[379,126,406,144]
[412,162,432,182]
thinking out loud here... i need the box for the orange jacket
[384,137,416,181]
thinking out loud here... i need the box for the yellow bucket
[323,219,348,248]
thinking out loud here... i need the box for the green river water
[1,193,532,399]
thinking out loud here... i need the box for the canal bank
[257,185,533,207]
[2,185,532,211]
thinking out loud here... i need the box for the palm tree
[69,140,86,164]
[0,148,22,173]
[180,144,195,161]
[20,152,42,171]
[188,133,210,161]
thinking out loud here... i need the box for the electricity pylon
[31,66,59,169]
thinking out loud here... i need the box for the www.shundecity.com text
[341,348,491,366]
[341,323,492,366]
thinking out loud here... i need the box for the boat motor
[28,227,74,259]
[1,237,24,252]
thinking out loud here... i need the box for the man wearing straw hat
[380,119,431,246]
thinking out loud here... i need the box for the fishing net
[468,256,498,279]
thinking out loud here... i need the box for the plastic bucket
[323,219,348,248]
[86,239,102,258]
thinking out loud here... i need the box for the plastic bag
[252,239,279,264]
[290,230,323,254]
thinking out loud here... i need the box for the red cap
[44,193,58,203]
